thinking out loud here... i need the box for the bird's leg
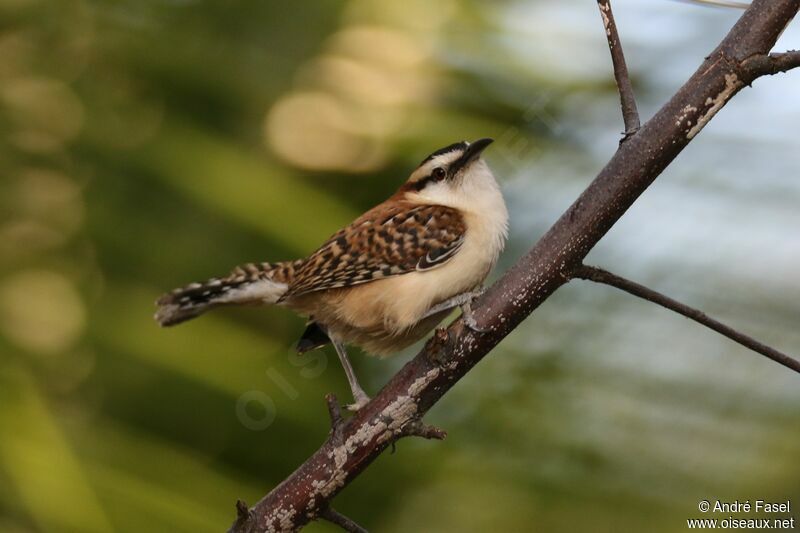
[331,338,371,411]
[421,288,488,332]
[422,290,479,317]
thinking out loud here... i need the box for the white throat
[405,159,509,262]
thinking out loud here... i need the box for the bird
[154,138,508,410]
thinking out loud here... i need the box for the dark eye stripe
[411,166,448,191]
[411,174,436,191]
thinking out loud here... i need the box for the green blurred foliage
[1,0,799,531]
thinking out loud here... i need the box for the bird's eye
[432,167,446,180]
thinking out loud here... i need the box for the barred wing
[284,203,465,298]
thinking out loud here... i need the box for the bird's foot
[345,389,371,412]
[461,291,489,333]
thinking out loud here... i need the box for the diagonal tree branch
[229,1,800,531]
[597,0,640,138]
[573,265,800,374]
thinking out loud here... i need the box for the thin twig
[401,419,447,441]
[674,0,749,9]
[573,265,800,374]
[742,50,800,76]
[320,507,369,533]
[232,499,251,530]
[770,51,800,72]
[597,0,641,139]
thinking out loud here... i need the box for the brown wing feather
[283,202,465,299]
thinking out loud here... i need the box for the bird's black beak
[451,137,493,175]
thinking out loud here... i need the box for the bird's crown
[404,138,493,191]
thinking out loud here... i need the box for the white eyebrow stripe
[431,150,464,167]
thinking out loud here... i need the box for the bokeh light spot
[0,270,86,355]
[15,168,85,235]
[1,77,84,152]
[265,91,385,172]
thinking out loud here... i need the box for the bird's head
[400,138,496,202]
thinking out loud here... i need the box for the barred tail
[154,260,301,327]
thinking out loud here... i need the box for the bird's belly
[285,284,454,356]
[289,257,490,355]
[328,308,450,357]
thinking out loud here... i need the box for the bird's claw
[463,311,490,333]
[345,390,371,412]
[460,292,489,333]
